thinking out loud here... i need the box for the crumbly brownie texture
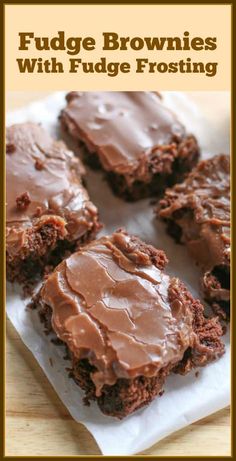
[158,155,230,319]
[6,123,100,284]
[34,230,224,418]
[60,92,200,201]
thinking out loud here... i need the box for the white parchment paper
[6,92,230,455]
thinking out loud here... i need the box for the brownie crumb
[27,300,36,310]
[43,264,54,276]
[195,371,199,378]
[66,367,73,376]
[22,282,35,299]
[33,206,43,218]
[66,91,82,103]
[51,337,64,346]
[63,348,71,361]
[16,192,31,210]
[159,390,165,396]
[35,159,44,170]
[49,357,53,367]
[83,396,91,406]
[6,143,16,154]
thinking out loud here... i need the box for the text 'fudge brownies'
[60,92,200,201]
[34,230,224,418]
[6,123,100,284]
[158,154,230,319]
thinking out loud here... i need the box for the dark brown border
[1,1,234,460]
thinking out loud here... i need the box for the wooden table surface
[6,92,231,457]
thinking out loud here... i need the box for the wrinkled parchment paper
[6,92,230,455]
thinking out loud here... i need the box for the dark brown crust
[112,229,168,269]
[71,282,225,417]
[33,266,224,419]
[72,358,170,419]
[158,215,230,321]
[157,155,230,320]
[171,282,225,374]
[33,300,171,419]
[16,192,31,211]
[6,216,101,284]
[60,113,200,202]
[6,123,101,286]
[202,267,230,320]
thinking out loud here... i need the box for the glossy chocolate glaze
[6,123,98,257]
[61,91,186,178]
[40,230,198,396]
[159,155,230,308]
[159,155,230,269]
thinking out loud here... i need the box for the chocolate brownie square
[34,230,224,418]
[60,92,200,201]
[6,123,100,284]
[158,155,230,319]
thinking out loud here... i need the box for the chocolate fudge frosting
[61,91,186,178]
[40,230,202,396]
[159,154,230,310]
[6,123,98,258]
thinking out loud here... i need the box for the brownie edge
[6,123,101,284]
[33,230,224,418]
[157,154,230,319]
[60,91,200,201]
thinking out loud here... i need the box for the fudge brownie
[60,92,200,201]
[34,230,224,418]
[6,123,100,284]
[158,155,230,319]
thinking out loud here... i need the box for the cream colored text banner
[5,4,231,91]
